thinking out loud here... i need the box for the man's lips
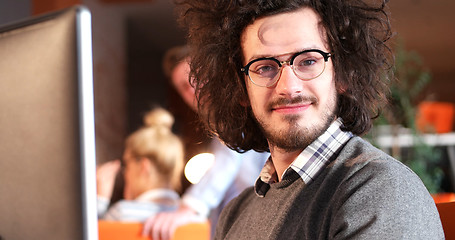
[268,95,317,114]
[272,103,312,113]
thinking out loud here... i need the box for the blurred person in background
[97,107,184,222]
[141,45,269,239]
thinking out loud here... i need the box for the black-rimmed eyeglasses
[240,49,332,87]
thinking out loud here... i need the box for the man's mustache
[268,95,318,110]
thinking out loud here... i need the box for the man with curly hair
[167,0,444,239]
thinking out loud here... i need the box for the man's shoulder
[336,136,409,171]
[226,186,256,208]
[215,186,256,237]
[326,136,424,190]
[326,136,430,198]
[218,186,256,219]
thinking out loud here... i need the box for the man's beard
[255,95,337,151]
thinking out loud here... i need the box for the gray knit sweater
[215,137,444,240]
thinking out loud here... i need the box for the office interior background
[1,0,455,192]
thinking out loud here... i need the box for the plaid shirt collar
[255,118,353,197]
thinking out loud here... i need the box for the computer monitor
[0,6,97,240]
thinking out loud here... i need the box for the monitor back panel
[0,7,96,240]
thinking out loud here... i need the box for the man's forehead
[241,7,325,61]
[257,14,297,47]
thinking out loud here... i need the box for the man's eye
[250,61,279,76]
[297,59,317,67]
[255,65,276,74]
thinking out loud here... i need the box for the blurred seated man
[97,107,184,222]
[141,46,269,239]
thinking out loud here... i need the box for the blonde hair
[125,107,184,191]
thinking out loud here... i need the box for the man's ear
[140,157,153,175]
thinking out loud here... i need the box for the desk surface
[375,132,455,149]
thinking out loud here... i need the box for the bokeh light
[184,153,215,184]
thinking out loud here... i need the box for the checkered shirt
[255,119,353,197]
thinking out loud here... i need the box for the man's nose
[274,65,303,96]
